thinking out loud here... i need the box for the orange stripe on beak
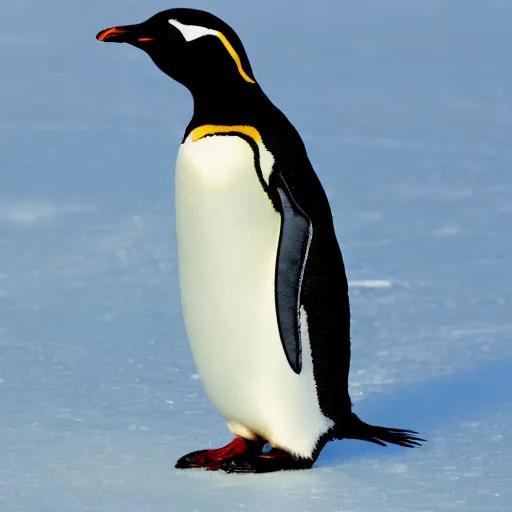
[96,27,128,42]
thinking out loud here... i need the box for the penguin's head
[96,9,256,92]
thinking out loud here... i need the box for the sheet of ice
[1,0,511,511]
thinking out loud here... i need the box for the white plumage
[175,134,333,457]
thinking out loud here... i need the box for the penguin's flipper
[271,173,312,375]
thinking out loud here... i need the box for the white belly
[175,135,332,457]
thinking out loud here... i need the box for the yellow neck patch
[190,125,262,144]
[216,32,256,84]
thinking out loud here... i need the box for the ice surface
[1,0,512,510]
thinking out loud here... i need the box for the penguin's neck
[188,81,271,127]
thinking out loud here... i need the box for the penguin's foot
[175,437,265,471]
[219,448,313,474]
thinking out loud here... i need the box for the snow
[349,280,392,289]
[1,0,512,510]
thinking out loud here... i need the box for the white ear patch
[168,19,256,84]
[168,19,217,42]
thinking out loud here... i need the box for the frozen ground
[1,0,512,510]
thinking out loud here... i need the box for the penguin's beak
[96,25,155,44]
[96,26,130,43]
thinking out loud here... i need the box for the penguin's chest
[175,136,284,409]
[174,134,332,456]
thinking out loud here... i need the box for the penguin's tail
[340,413,425,448]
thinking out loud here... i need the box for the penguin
[96,8,424,473]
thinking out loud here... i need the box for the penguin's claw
[175,449,218,470]
[219,449,313,474]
